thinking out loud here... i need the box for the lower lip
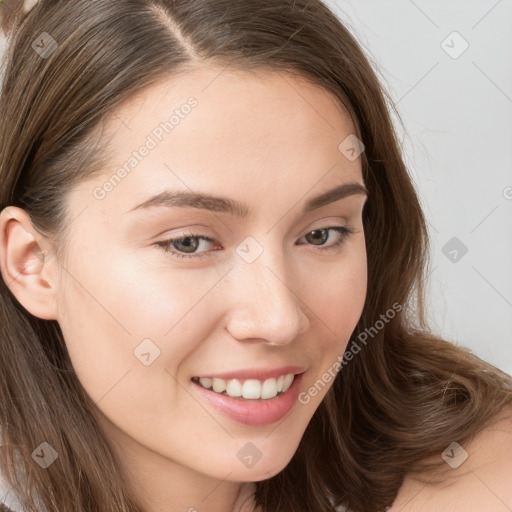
[190,373,304,426]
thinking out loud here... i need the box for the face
[53,67,367,493]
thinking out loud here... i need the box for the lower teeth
[217,390,282,400]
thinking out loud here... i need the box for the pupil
[177,237,198,253]
[308,229,327,245]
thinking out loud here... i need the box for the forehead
[106,65,355,133]
[73,66,363,219]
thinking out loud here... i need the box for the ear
[0,206,59,320]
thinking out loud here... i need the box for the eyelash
[154,225,355,260]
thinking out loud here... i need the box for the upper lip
[193,365,307,381]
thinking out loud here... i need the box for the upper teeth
[196,374,295,400]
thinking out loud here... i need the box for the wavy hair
[1,1,511,511]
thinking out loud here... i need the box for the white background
[326,0,512,374]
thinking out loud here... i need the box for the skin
[0,67,369,512]
[391,409,512,511]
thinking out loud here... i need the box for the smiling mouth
[191,373,296,400]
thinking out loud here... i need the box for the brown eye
[300,226,353,249]
[155,234,216,259]
[171,236,201,254]
[305,229,330,246]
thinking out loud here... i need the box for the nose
[223,246,310,346]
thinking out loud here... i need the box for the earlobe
[0,206,59,320]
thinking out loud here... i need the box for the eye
[154,225,354,260]
[155,233,218,259]
[299,226,354,250]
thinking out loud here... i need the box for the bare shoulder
[390,408,512,511]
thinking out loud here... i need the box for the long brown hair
[1,1,511,511]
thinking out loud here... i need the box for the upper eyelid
[163,223,351,241]
[159,225,353,252]
[157,213,356,239]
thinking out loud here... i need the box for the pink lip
[191,371,305,426]
[193,365,306,381]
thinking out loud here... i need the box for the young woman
[0,1,511,511]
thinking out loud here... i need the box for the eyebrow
[128,182,368,217]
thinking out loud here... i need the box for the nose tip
[224,264,310,345]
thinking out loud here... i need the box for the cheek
[302,241,367,354]
[291,243,367,408]
[321,240,367,321]
[56,243,221,393]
